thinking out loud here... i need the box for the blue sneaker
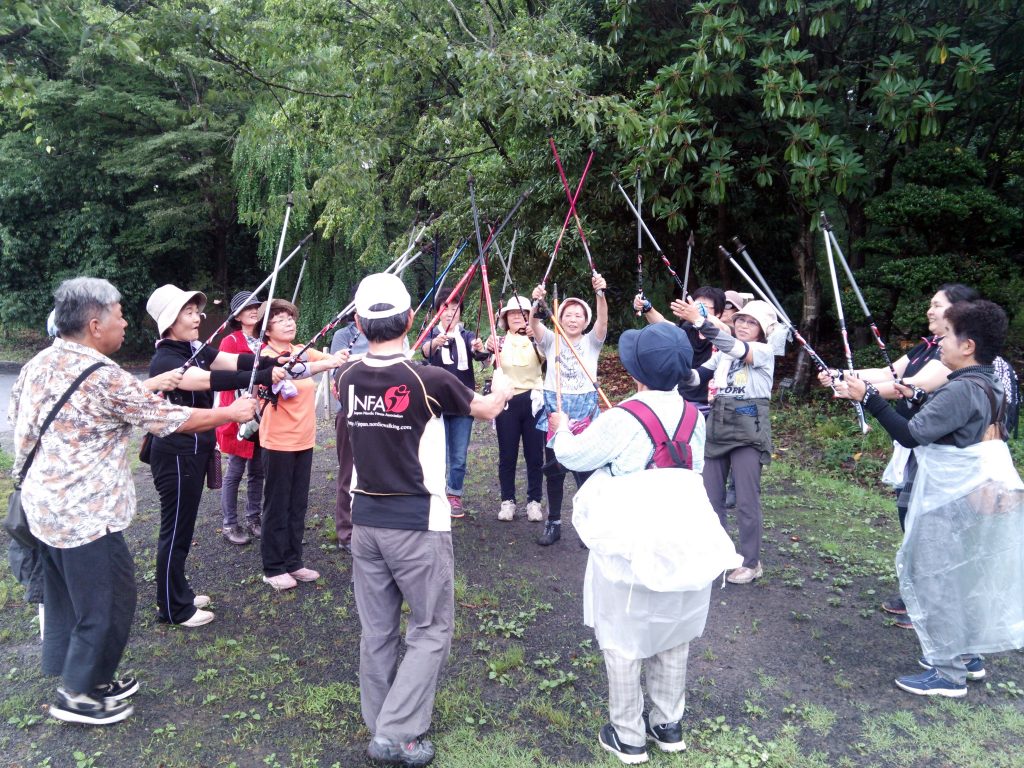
[895,669,967,698]
[917,656,986,681]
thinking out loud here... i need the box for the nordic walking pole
[720,245,837,389]
[553,287,562,413]
[820,212,899,382]
[549,139,603,296]
[246,194,293,395]
[287,226,427,367]
[682,231,695,299]
[635,172,644,315]
[731,237,792,326]
[180,231,314,371]
[291,251,309,304]
[541,152,595,287]
[414,239,470,316]
[821,223,869,433]
[468,173,501,369]
[612,174,692,300]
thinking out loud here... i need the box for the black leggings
[544,446,592,523]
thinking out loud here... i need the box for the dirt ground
[3,392,1024,767]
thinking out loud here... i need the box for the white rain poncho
[897,441,1024,661]
[573,466,742,659]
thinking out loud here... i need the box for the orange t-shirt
[258,345,330,451]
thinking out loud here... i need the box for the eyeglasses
[733,316,760,328]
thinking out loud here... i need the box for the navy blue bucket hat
[619,323,693,391]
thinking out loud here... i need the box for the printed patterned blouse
[9,338,192,549]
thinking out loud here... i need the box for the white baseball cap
[354,273,412,319]
[146,284,207,337]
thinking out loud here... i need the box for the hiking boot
[222,524,251,546]
[180,609,214,628]
[367,735,436,767]
[536,521,561,546]
[49,688,133,725]
[498,500,516,521]
[598,723,648,764]
[727,562,763,584]
[246,517,262,539]
[894,669,967,698]
[881,596,907,615]
[526,500,544,522]
[643,713,686,752]
[447,495,464,519]
[918,656,986,681]
[263,573,298,591]
[92,676,139,702]
[193,594,211,609]
[289,567,320,582]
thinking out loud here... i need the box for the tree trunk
[791,206,821,394]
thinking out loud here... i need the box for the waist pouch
[705,397,772,463]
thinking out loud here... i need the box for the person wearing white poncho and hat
[549,322,741,765]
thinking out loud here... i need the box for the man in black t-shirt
[335,273,512,767]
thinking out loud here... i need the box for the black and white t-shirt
[335,353,474,531]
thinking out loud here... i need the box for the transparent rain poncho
[897,441,1024,661]
[573,467,742,659]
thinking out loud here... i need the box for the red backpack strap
[617,400,670,448]
[673,401,700,445]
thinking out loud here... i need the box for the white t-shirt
[536,325,603,395]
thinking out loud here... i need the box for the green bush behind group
[2,1,1022,386]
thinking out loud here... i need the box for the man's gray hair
[54,277,122,337]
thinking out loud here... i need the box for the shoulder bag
[5,362,106,548]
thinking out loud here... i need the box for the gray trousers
[221,449,264,528]
[40,532,136,694]
[927,655,972,685]
[352,526,454,741]
[604,642,691,747]
[703,446,763,568]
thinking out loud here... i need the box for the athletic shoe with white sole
[92,676,139,702]
[180,609,214,628]
[263,573,298,591]
[49,688,133,725]
[643,713,686,752]
[895,669,967,698]
[598,724,648,764]
[289,567,320,582]
[498,500,515,521]
[366,735,436,766]
[526,500,544,522]
[193,594,211,609]
[918,655,986,681]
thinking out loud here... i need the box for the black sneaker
[598,724,648,764]
[92,676,139,701]
[49,688,133,725]
[536,521,561,546]
[367,735,435,767]
[643,712,686,752]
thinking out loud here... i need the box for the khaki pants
[352,526,454,741]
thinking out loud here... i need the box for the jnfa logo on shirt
[347,383,411,417]
[384,385,411,413]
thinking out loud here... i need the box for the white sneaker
[193,595,211,609]
[526,500,544,522]
[263,573,298,590]
[498,500,516,521]
[179,609,214,628]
